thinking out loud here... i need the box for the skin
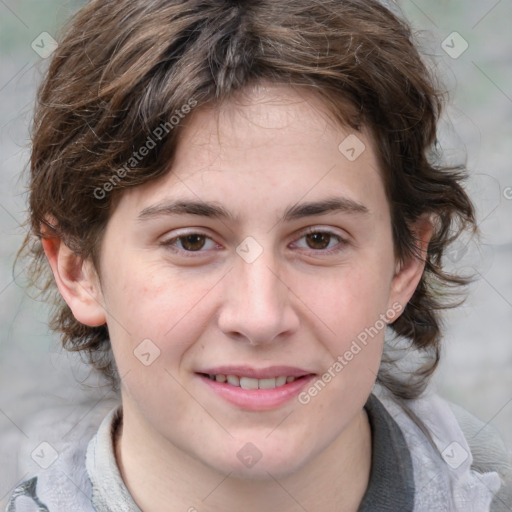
[43,83,431,512]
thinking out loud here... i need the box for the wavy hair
[20,0,476,394]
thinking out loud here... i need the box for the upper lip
[197,365,315,379]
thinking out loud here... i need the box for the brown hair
[20,0,475,395]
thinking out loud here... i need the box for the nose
[217,248,299,346]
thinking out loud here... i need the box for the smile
[196,367,315,411]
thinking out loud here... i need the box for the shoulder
[5,441,93,512]
[448,400,512,512]
[4,399,119,512]
[373,385,512,512]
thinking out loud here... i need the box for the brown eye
[179,234,206,251]
[292,229,348,255]
[161,231,219,256]
[305,232,332,250]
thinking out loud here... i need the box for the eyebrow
[137,196,369,223]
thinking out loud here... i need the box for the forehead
[117,84,387,219]
[182,83,354,157]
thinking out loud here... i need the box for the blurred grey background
[0,0,511,506]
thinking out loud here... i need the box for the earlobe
[41,231,106,327]
[388,215,434,313]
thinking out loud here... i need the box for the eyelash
[160,228,349,257]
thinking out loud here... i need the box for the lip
[196,366,316,411]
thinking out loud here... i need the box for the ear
[387,215,434,315]
[41,228,106,327]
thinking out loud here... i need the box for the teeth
[207,374,298,389]
[275,376,287,386]
[258,378,276,389]
[240,377,259,390]
[227,375,240,386]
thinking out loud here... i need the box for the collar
[85,406,141,512]
[358,393,415,511]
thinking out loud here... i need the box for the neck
[115,402,372,512]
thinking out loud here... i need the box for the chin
[199,440,314,481]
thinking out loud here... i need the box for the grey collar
[85,406,141,512]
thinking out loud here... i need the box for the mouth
[196,366,316,411]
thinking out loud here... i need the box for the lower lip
[198,374,316,411]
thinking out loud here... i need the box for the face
[63,84,424,479]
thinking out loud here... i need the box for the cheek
[296,268,390,424]
[306,263,393,337]
[294,252,394,392]
[101,257,218,372]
